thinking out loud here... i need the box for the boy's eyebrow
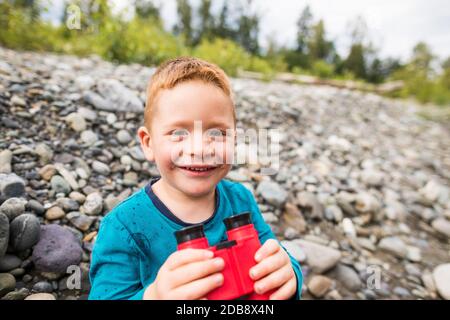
[163,119,233,129]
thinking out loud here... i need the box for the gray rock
[65,112,86,132]
[433,263,450,300]
[308,275,333,298]
[66,212,95,231]
[50,175,71,195]
[327,264,362,292]
[293,239,341,273]
[378,236,407,258]
[0,150,12,174]
[325,205,343,222]
[0,287,29,300]
[54,163,79,191]
[56,198,80,212]
[80,130,98,146]
[32,224,83,273]
[84,78,143,113]
[297,192,324,219]
[92,160,110,176]
[34,143,53,165]
[257,180,288,206]
[0,213,8,257]
[26,199,45,216]
[128,146,145,161]
[117,129,133,145]
[0,254,22,272]
[24,293,55,300]
[280,240,306,263]
[431,218,450,238]
[83,192,103,215]
[0,273,16,297]
[32,281,53,293]
[9,214,40,251]
[0,197,26,221]
[0,173,26,198]
[355,192,381,213]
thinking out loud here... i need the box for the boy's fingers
[172,272,224,300]
[249,251,287,280]
[166,249,213,271]
[171,257,224,287]
[269,277,297,300]
[254,239,280,262]
[254,264,293,294]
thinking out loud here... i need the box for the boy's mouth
[177,164,220,176]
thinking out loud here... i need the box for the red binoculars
[174,212,274,300]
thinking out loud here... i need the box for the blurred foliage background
[0,0,449,106]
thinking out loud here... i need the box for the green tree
[308,19,334,61]
[195,0,214,45]
[173,0,193,46]
[135,0,160,22]
[296,5,313,54]
[215,1,235,40]
[236,0,260,55]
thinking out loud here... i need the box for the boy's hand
[143,249,224,300]
[249,239,297,300]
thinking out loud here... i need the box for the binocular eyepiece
[175,212,252,245]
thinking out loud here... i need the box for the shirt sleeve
[88,212,148,300]
[241,184,304,300]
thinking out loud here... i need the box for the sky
[43,0,450,62]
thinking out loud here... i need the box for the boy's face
[138,80,235,198]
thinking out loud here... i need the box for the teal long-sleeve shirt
[88,178,303,300]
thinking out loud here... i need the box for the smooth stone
[84,78,143,113]
[355,192,381,213]
[24,293,56,300]
[45,206,65,220]
[0,150,12,174]
[65,112,87,132]
[122,171,138,186]
[433,264,450,300]
[54,163,79,191]
[83,192,103,215]
[9,214,40,251]
[308,275,333,298]
[10,95,25,106]
[0,213,9,257]
[325,205,343,222]
[0,173,26,198]
[32,281,53,293]
[38,164,57,181]
[92,160,110,175]
[56,198,80,212]
[0,273,16,297]
[69,191,86,204]
[0,197,26,221]
[80,130,98,146]
[117,129,133,145]
[50,175,71,195]
[32,224,83,273]
[378,236,407,258]
[0,254,22,272]
[297,192,324,219]
[280,240,306,263]
[0,287,29,300]
[128,146,145,161]
[431,218,450,238]
[256,180,288,206]
[34,143,53,165]
[282,202,306,233]
[293,239,341,274]
[26,199,45,216]
[327,264,362,292]
[66,212,95,231]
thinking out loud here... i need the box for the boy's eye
[206,128,225,139]
[170,129,189,140]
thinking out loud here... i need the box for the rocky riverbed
[0,46,449,300]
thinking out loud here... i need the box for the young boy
[88,57,303,300]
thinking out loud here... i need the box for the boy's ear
[137,126,155,162]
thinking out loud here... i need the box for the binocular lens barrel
[223,212,252,231]
[175,224,205,244]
